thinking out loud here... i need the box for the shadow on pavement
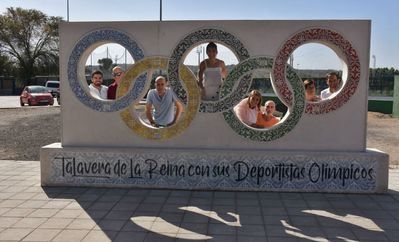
[42,186,399,241]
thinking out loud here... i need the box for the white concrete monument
[41,20,389,193]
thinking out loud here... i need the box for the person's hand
[167,121,175,127]
[251,123,263,129]
[262,113,267,120]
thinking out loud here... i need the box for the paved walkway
[0,160,398,242]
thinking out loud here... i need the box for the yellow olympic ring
[117,56,200,140]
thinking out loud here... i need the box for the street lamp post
[66,0,69,22]
[160,0,162,21]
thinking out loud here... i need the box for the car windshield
[47,82,59,88]
[29,87,48,93]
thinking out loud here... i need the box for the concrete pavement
[0,160,399,241]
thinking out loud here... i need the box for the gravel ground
[0,107,398,166]
[0,107,60,161]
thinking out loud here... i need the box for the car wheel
[28,100,32,106]
[50,102,54,106]
[20,99,24,106]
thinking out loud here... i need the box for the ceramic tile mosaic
[43,148,386,193]
[67,29,146,112]
[272,28,361,114]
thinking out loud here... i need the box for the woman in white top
[198,42,228,101]
[234,90,263,128]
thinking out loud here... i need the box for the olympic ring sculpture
[67,29,146,112]
[117,57,200,140]
[273,28,360,114]
[167,28,251,113]
[222,56,305,141]
[67,27,360,141]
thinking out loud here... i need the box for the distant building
[0,76,16,95]
[33,76,60,86]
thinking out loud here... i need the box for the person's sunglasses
[113,72,123,77]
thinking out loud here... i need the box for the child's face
[206,48,218,59]
[305,84,315,95]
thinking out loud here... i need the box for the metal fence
[369,74,395,97]
[0,73,396,97]
[251,75,395,97]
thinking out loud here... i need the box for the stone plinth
[41,143,388,193]
[40,20,390,194]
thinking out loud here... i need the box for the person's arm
[198,61,206,89]
[198,61,206,98]
[253,112,265,129]
[234,102,250,125]
[169,100,183,126]
[145,103,156,127]
[145,91,156,127]
[220,60,228,79]
[235,102,261,128]
[102,86,108,100]
[107,86,111,99]
[320,89,326,100]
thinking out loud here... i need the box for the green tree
[98,58,113,72]
[0,53,15,76]
[370,67,399,77]
[0,7,61,85]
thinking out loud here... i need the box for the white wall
[59,20,370,152]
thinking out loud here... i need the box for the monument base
[40,143,389,193]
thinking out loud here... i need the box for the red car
[20,86,54,106]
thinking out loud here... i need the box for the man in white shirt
[320,72,340,100]
[89,70,108,99]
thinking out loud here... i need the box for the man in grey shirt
[146,76,183,127]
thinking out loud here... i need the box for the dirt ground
[0,107,60,161]
[367,112,399,167]
[0,108,398,166]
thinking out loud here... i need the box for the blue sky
[1,0,398,69]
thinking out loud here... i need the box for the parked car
[45,80,60,97]
[20,86,54,106]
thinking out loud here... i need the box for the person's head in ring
[154,76,168,94]
[112,66,125,85]
[247,90,262,109]
[304,79,315,98]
